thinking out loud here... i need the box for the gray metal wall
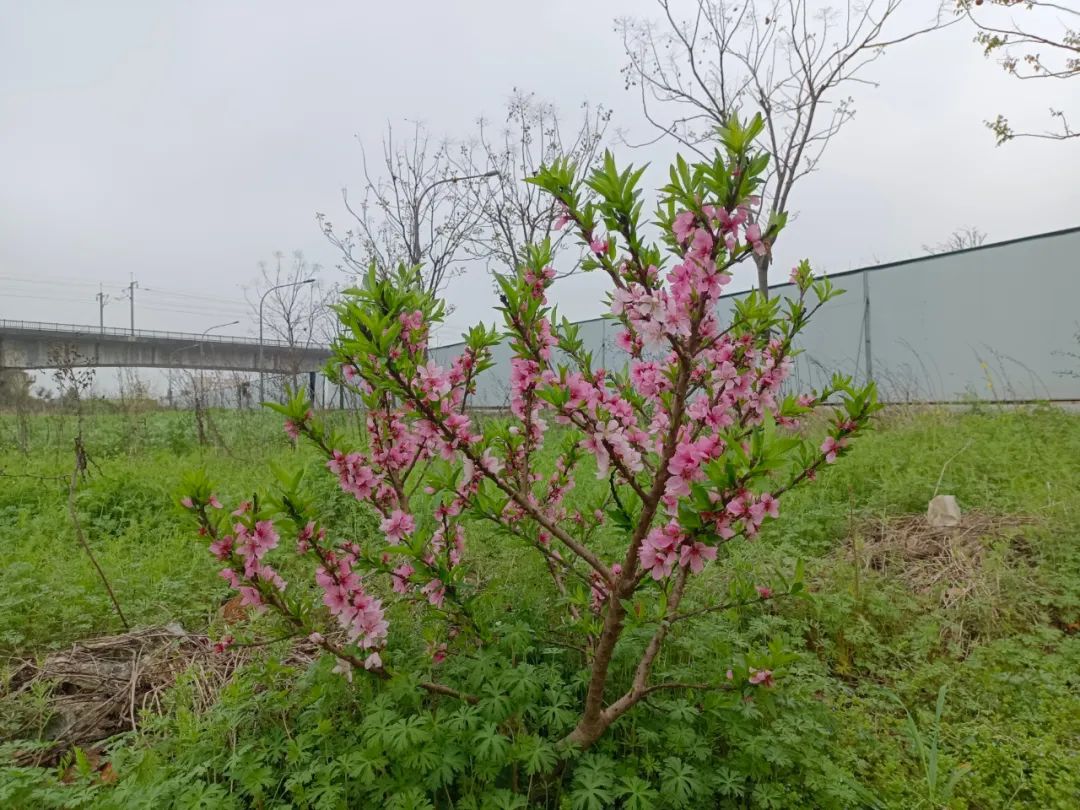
[431,227,1080,405]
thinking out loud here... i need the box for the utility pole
[95,285,110,333]
[127,277,138,335]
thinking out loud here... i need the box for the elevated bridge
[0,319,332,373]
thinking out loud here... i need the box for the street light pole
[259,278,315,403]
[165,320,239,408]
[196,319,239,416]
[200,319,240,353]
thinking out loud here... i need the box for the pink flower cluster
[216,520,287,607]
[639,520,717,580]
[315,545,388,659]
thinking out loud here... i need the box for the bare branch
[618,0,951,293]
[956,0,1079,143]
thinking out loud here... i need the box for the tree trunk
[755,253,771,298]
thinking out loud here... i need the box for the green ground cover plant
[1,406,1079,807]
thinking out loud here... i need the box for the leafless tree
[956,0,1079,144]
[459,91,612,277]
[320,98,611,304]
[318,121,497,299]
[923,224,989,254]
[246,250,334,397]
[618,0,949,294]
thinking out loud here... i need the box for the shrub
[179,115,878,800]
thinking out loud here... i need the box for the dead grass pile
[5,623,319,766]
[854,511,1038,610]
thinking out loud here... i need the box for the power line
[140,298,248,313]
[140,304,249,319]
[2,291,93,305]
[0,273,128,288]
[1,277,250,309]
[141,286,248,307]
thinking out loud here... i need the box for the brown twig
[67,439,129,631]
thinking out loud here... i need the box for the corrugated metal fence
[428,227,1080,405]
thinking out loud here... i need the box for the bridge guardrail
[0,318,330,351]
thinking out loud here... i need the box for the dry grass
[855,512,1037,606]
[5,624,319,766]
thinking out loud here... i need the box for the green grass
[1,405,1079,807]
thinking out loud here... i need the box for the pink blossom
[364,651,383,671]
[821,435,848,463]
[220,568,241,589]
[399,309,423,332]
[284,420,300,441]
[391,561,414,594]
[322,584,351,615]
[745,223,767,256]
[421,578,446,608]
[689,226,714,258]
[553,204,572,230]
[237,520,279,559]
[668,441,705,480]
[180,496,194,509]
[329,451,378,500]
[748,668,775,687]
[639,522,684,580]
[208,495,223,509]
[479,449,504,475]
[251,561,284,590]
[580,432,611,479]
[296,521,316,554]
[380,509,416,545]
[416,360,452,400]
[213,635,234,654]
[590,238,609,255]
[672,210,696,243]
[209,536,233,561]
[679,541,717,574]
[509,358,539,419]
[630,361,668,399]
[756,585,773,599]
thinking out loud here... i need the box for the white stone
[927,495,962,528]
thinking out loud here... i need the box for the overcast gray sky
[2,0,1078,346]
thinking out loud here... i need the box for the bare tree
[923,224,988,254]
[956,0,1079,144]
[619,0,949,294]
[246,251,333,398]
[459,91,612,276]
[317,121,497,298]
[320,98,610,306]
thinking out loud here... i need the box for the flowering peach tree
[180,115,878,753]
